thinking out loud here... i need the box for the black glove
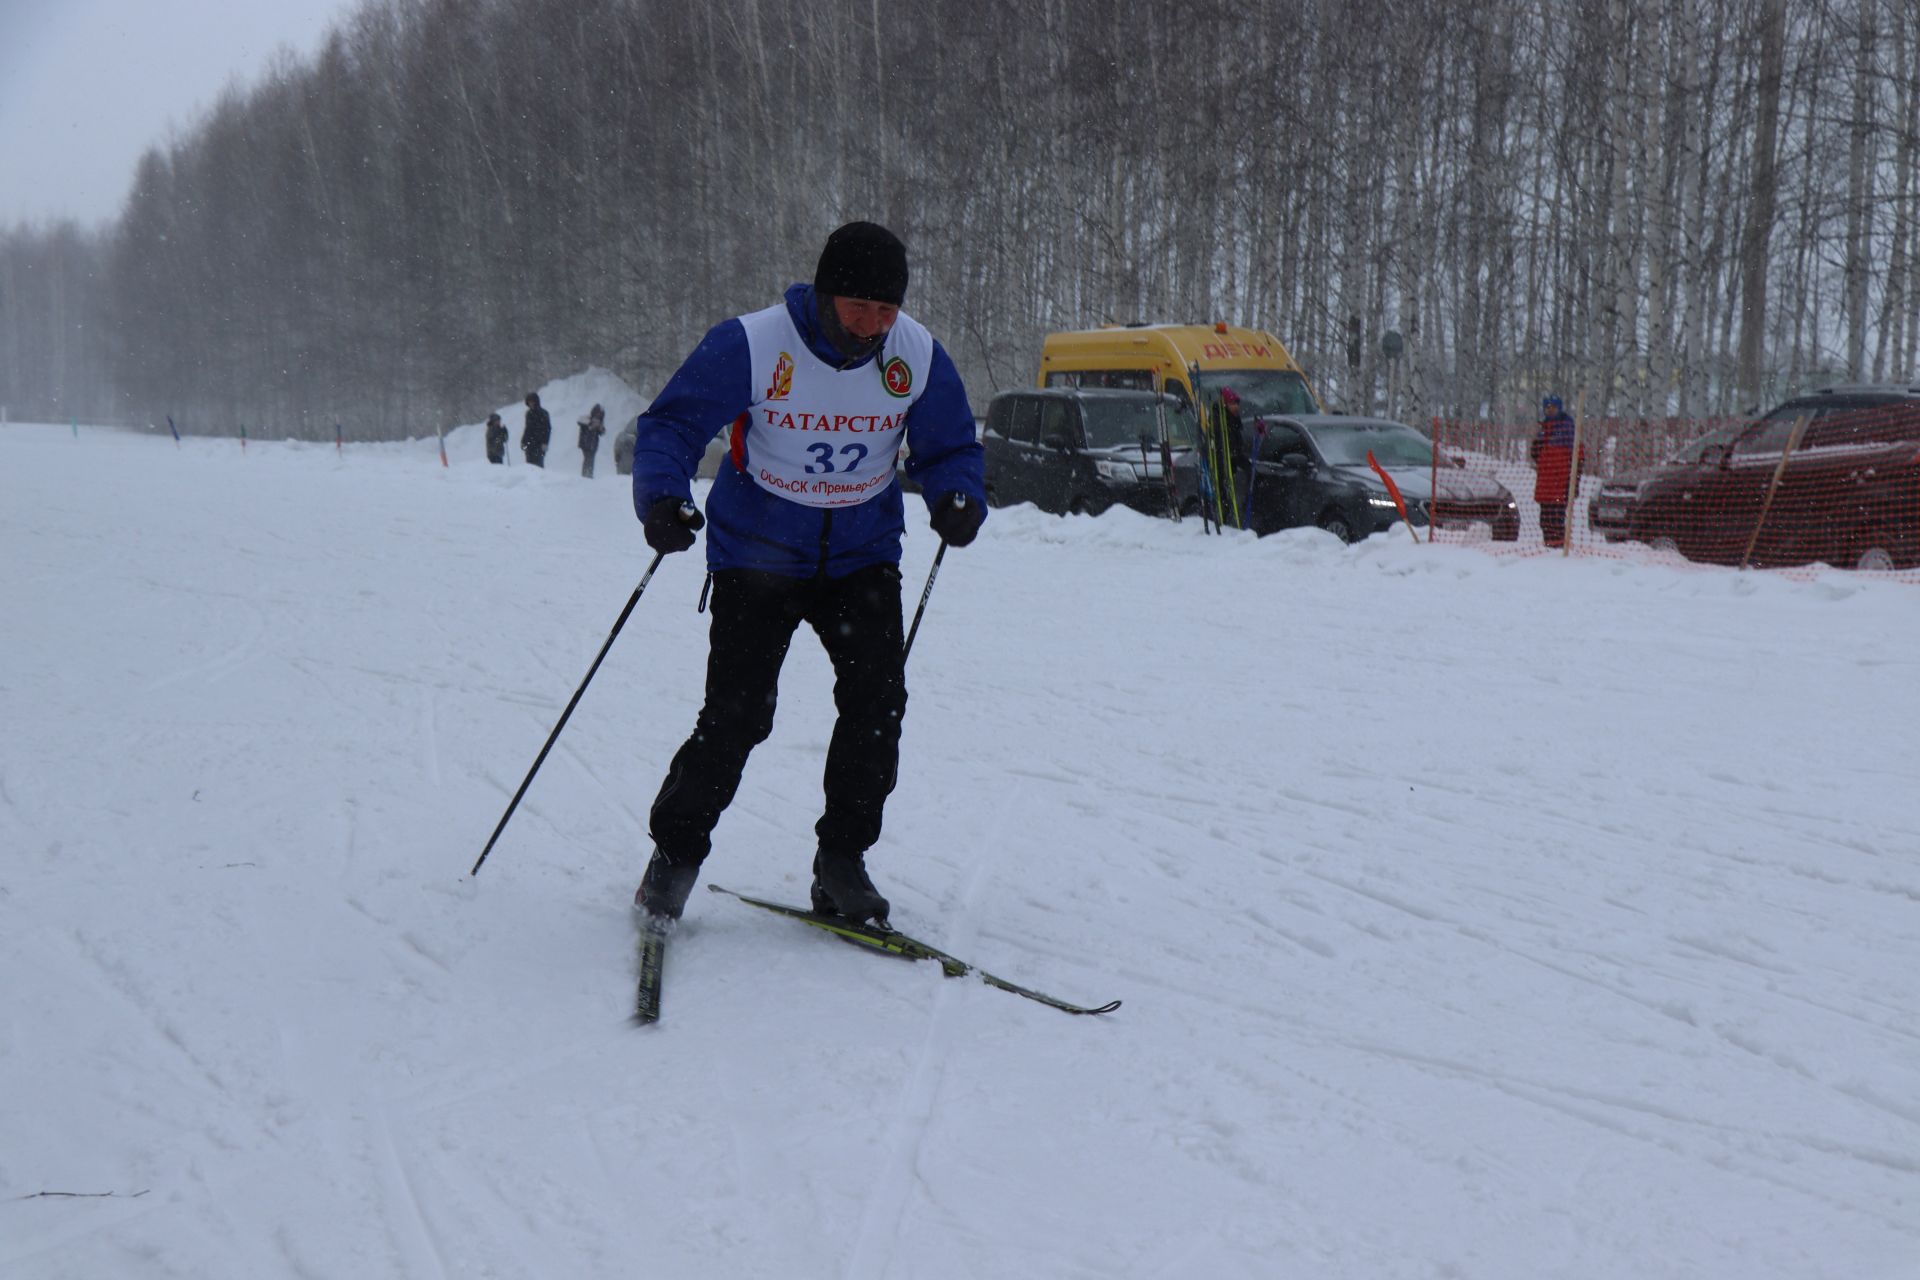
[643,498,705,554]
[929,493,984,548]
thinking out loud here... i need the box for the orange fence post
[1562,394,1586,558]
[1367,450,1422,544]
[1428,420,1438,544]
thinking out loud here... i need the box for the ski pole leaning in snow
[1152,388,1182,524]
[1244,419,1268,517]
[470,541,674,876]
[901,494,965,664]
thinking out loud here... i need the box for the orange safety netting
[1427,407,1920,582]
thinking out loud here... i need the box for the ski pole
[902,494,965,664]
[1244,419,1268,518]
[1140,435,1167,519]
[903,544,947,665]
[471,546,670,876]
[1152,389,1182,523]
[1196,425,1220,533]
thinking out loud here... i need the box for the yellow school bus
[1037,322,1323,418]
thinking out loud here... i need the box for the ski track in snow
[844,780,1024,1280]
[4,422,1920,1278]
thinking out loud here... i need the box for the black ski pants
[649,563,907,866]
[1540,502,1567,547]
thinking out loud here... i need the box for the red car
[1622,384,1920,570]
[1587,425,1743,543]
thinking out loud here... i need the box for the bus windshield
[1196,370,1318,417]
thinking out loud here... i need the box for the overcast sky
[0,0,363,228]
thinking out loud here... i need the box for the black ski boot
[810,848,890,924]
[635,847,700,921]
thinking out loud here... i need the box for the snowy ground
[3,419,1918,1280]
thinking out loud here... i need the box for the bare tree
[8,0,1920,440]
[1736,0,1787,410]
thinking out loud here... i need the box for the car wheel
[1650,536,1679,555]
[1856,546,1896,572]
[984,483,1003,509]
[1492,517,1520,543]
[1318,510,1354,543]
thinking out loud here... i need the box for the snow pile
[441,366,652,463]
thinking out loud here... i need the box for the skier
[521,392,551,468]
[485,412,508,464]
[630,221,986,926]
[578,403,606,477]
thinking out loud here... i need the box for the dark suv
[1242,415,1520,542]
[1620,384,1920,569]
[983,388,1200,518]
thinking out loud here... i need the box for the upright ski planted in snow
[708,885,1120,1016]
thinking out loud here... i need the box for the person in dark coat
[485,412,508,464]
[521,393,551,467]
[630,221,987,928]
[578,403,606,478]
[1529,394,1583,547]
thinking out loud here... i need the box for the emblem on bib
[765,352,794,401]
[882,356,913,398]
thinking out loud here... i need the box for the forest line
[3,0,1917,437]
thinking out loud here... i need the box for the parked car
[982,387,1201,518]
[1587,424,1743,542]
[1621,384,1920,569]
[1241,415,1520,542]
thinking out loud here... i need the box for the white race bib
[736,303,932,508]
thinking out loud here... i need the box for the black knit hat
[814,221,909,306]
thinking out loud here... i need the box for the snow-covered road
[3,420,1917,1278]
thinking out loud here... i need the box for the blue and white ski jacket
[631,283,986,578]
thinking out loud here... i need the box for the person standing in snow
[521,393,552,468]
[630,221,986,926]
[578,403,606,478]
[485,412,509,464]
[1529,394,1583,547]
